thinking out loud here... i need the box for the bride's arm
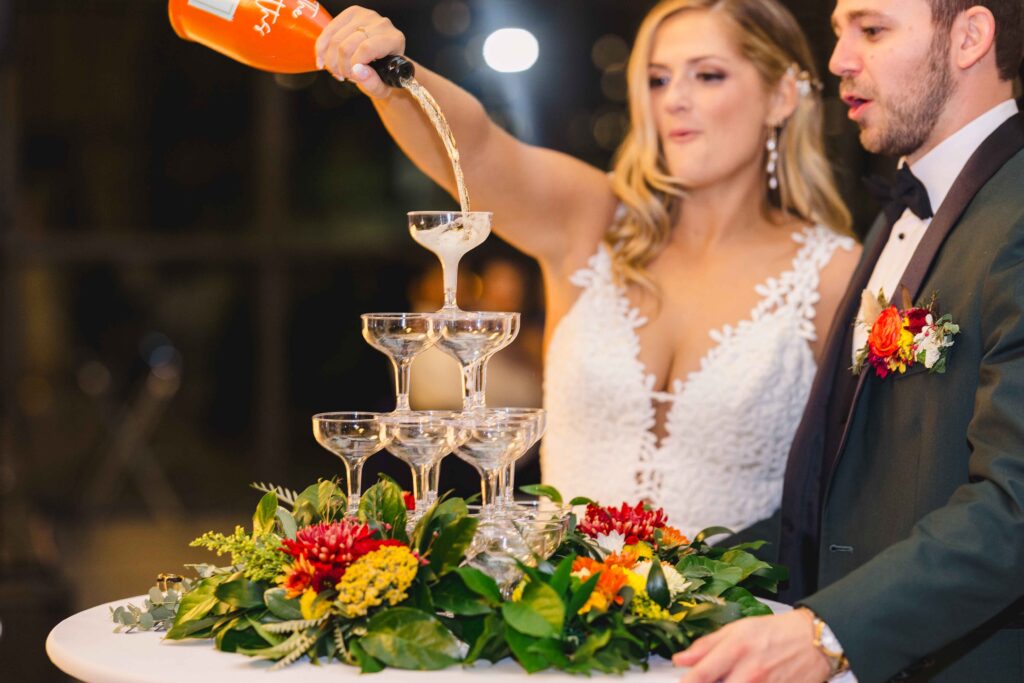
[316,6,615,271]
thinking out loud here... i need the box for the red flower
[905,308,930,335]
[577,501,668,544]
[402,491,416,511]
[868,306,903,358]
[279,520,395,596]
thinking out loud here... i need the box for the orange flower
[659,526,690,547]
[605,552,639,570]
[868,306,903,358]
[571,556,631,613]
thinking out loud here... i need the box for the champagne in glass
[362,313,434,412]
[409,212,491,311]
[312,411,385,515]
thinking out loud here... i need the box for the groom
[675,1,1024,682]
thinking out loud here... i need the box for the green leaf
[549,554,575,597]
[349,639,385,673]
[505,626,550,673]
[501,581,564,638]
[464,613,509,664]
[166,615,219,640]
[360,608,463,670]
[693,526,734,544]
[566,572,600,617]
[719,549,771,581]
[518,484,563,504]
[253,491,278,537]
[677,556,743,597]
[293,480,346,526]
[275,508,297,540]
[568,496,595,506]
[167,580,221,637]
[454,566,502,606]
[217,623,270,652]
[215,578,265,609]
[358,478,408,542]
[428,515,478,577]
[722,587,773,617]
[646,560,670,608]
[572,628,611,662]
[526,637,570,667]
[264,588,302,620]
[432,573,494,616]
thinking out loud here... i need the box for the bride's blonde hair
[608,0,852,290]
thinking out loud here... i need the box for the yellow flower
[335,545,419,618]
[578,590,610,615]
[510,577,529,602]
[624,569,646,595]
[300,588,331,620]
[630,593,684,622]
[623,541,653,559]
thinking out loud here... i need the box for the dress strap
[753,225,855,341]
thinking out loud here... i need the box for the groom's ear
[951,6,998,73]
[766,71,799,128]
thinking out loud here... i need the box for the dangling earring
[766,127,780,191]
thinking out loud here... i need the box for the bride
[317,0,860,543]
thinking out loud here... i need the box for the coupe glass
[447,411,528,517]
[408,211,491,311]
[361,313,434,412]
[430,310,520,411]
[311,412,385,515]
[379,411,459,516]
[464,518,533,599]
[484,407,546,508]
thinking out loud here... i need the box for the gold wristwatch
[811,612,850,677]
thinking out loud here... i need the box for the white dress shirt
[852,99,1020,361]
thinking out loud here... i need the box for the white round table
[47,596,854,682]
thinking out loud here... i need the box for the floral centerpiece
[112,478,786,674]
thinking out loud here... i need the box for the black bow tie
[864,165,935,226]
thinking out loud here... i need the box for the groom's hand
[674,608,832,683]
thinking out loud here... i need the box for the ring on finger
[354,25,370,39]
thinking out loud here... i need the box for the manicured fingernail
[315,55,323,70]
[352,63,371,80]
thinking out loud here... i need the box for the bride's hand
[315,6,406,99]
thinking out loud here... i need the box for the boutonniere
[853,288,960,378]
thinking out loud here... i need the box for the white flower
[913,322,954,369]
[595,531,626,556]
[632,560,691,597]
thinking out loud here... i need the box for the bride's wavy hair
[607,0,852,291]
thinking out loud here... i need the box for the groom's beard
[847,32,955,157]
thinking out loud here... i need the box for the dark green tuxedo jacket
[779,114,1024,682]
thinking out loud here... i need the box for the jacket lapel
[825,112,1024,486]
[778,215,889,600]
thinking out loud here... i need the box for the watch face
[820,625,843,655]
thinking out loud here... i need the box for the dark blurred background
[3,0,1016,679]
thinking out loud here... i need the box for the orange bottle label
[168,0,331,73]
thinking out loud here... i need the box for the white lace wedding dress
[542,225,854,536]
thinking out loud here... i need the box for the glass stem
[344,459,364,515]
[415,464,434,512]
[460,360,483,411]
[503,462,515,505]
[441,259,459,309]
[482,467,501,513]
[393,357,412,412]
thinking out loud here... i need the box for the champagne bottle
[168,0,413,85]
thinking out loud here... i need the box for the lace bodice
[541,225,854,537]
